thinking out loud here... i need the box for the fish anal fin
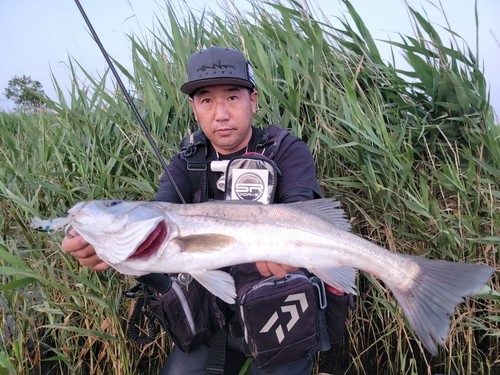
[309,266,358,295]
[176,234,237,253]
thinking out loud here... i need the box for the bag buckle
[187,160,207,171]
[176,273,194,288]
[310,276,327,310]
[211,160,230,192]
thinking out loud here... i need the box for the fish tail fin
[386,256,494,355]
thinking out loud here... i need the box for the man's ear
[250,90,258,113]
[189,97,198,122]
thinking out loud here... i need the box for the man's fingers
[255,261,272,276]
[62,232,89,254]
[266,262,287,278]
[280,264,298,273]
[255,262,298,278]
[70,249,110,270]
[70,245,99,259]
[61,232,110,271]
[83,257,111,271]
[65,228,77,239]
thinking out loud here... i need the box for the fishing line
[73,0,186,204]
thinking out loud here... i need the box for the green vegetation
[4,75,47,113]
[1,0,498,374]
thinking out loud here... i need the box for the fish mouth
[128,221,167,260]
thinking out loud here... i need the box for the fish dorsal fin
[289,198,351,231]
[175,234,237,253]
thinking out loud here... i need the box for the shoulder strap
[256,124,290,159]
[180,130,208,202]
[206,326,227,375]
[179,125,290,203]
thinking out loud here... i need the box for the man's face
[189,85,258,154]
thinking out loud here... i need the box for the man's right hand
[61,229,110,271]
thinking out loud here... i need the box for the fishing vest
[178,125,289,203]
[130,125,352,373]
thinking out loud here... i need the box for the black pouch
[324,290,352,344]
[224,153,280,204]
[234,269,321,370]
[148,275,227,353]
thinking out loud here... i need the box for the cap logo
[197,61,235,72]
[181,47,255,95]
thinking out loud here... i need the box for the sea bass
[39,198,494,355]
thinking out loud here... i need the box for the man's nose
[214,101,230,121]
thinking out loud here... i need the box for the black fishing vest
[179,125,289,203]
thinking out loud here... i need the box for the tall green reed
[1,0,498,373]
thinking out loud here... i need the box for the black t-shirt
[154,126,322,203]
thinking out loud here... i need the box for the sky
[1,0,499,119]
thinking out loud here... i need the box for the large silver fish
[58,198,495,355]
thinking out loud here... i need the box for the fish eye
[107,201,122,207]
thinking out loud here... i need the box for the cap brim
[181,77,254,95]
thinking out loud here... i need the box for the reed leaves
[1,0,498,374]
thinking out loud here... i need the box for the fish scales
[55,198,494,355]
[165,201,417,286]
[167,203,344,266]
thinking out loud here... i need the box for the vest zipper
[172,281,196,336]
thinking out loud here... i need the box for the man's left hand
[255,262,298,278]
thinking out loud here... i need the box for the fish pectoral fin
[309,266,358,295]
[175,234,237,253]
[190,270,236,304]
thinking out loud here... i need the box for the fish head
[68,200,170,271]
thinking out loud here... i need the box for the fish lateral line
[175,233,238,253]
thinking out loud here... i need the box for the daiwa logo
[259,293,309,343]
[234,172,265,201]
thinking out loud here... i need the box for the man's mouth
[215,128,234,136]
[128,221,167,259]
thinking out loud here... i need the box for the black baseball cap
[181,46,256,96]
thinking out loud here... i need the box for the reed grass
[1,0,498,374]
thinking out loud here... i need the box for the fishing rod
[73,0,186,204]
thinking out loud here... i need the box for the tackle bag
[232,267,325,370]
[325,288,352,344]
[147,274,227,353]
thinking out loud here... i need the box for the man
[62,46,326,374]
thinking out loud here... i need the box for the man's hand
[255,261,298,278]
[61,229,110,271]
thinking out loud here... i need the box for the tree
[4,75,47,112]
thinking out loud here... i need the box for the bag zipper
[239,273,308,305]
[171,281,196,336]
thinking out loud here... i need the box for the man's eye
[107,201,122,207]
